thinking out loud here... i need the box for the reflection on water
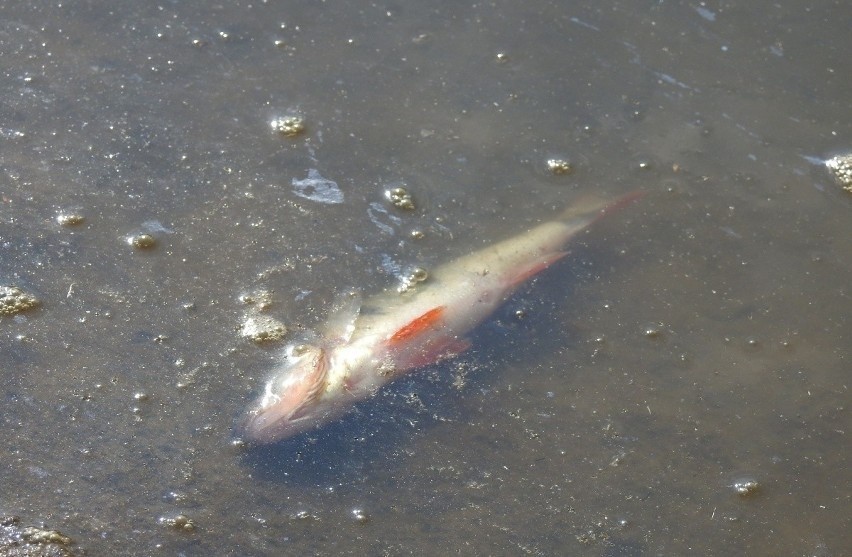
[1,1,849,555]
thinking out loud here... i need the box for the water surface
[1,1,849,555]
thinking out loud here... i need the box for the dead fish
[240,191,643,443]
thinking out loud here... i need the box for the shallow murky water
[1,1,849,555]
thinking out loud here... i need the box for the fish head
[240,342,336,443]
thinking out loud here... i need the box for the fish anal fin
[507,251,569,288]
[388,306,446,345]
[404,336,472,370]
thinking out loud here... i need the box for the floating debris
[56,211,85,226]
[397,266,428,293]
[127,233,156,250]
[575,522,610,545]
[1,516,76,557]
[643,322,665,339]
[125,220,172,250]
[385,186,415,210]
[732,478,760,496]
[158,514,195,532]
[239,289,274,311]
[0,285,40,316]
[270,116,305,137]
[351,508,370,524]
[825,152,852,192]
[546,158,573,175]
[410,267,428,283]
[21,527,73,546]
[290,510,318,522]
[367,201,402,235]
[240,314,287,343]
[292,169,344,204]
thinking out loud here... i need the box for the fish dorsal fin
[322,289,362,343]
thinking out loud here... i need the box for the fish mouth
[236,396,330,444]
[234,408,267,444]
[235,409,302,445]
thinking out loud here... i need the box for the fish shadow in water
[240,359,478,486]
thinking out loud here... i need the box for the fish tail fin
[558,190,645,227]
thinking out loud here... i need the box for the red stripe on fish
[389,306,446,345]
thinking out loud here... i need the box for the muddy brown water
[1,1,849,555]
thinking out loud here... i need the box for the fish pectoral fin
[322,289,363,342]
[506,251,569,288]
[283,351,330,421]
